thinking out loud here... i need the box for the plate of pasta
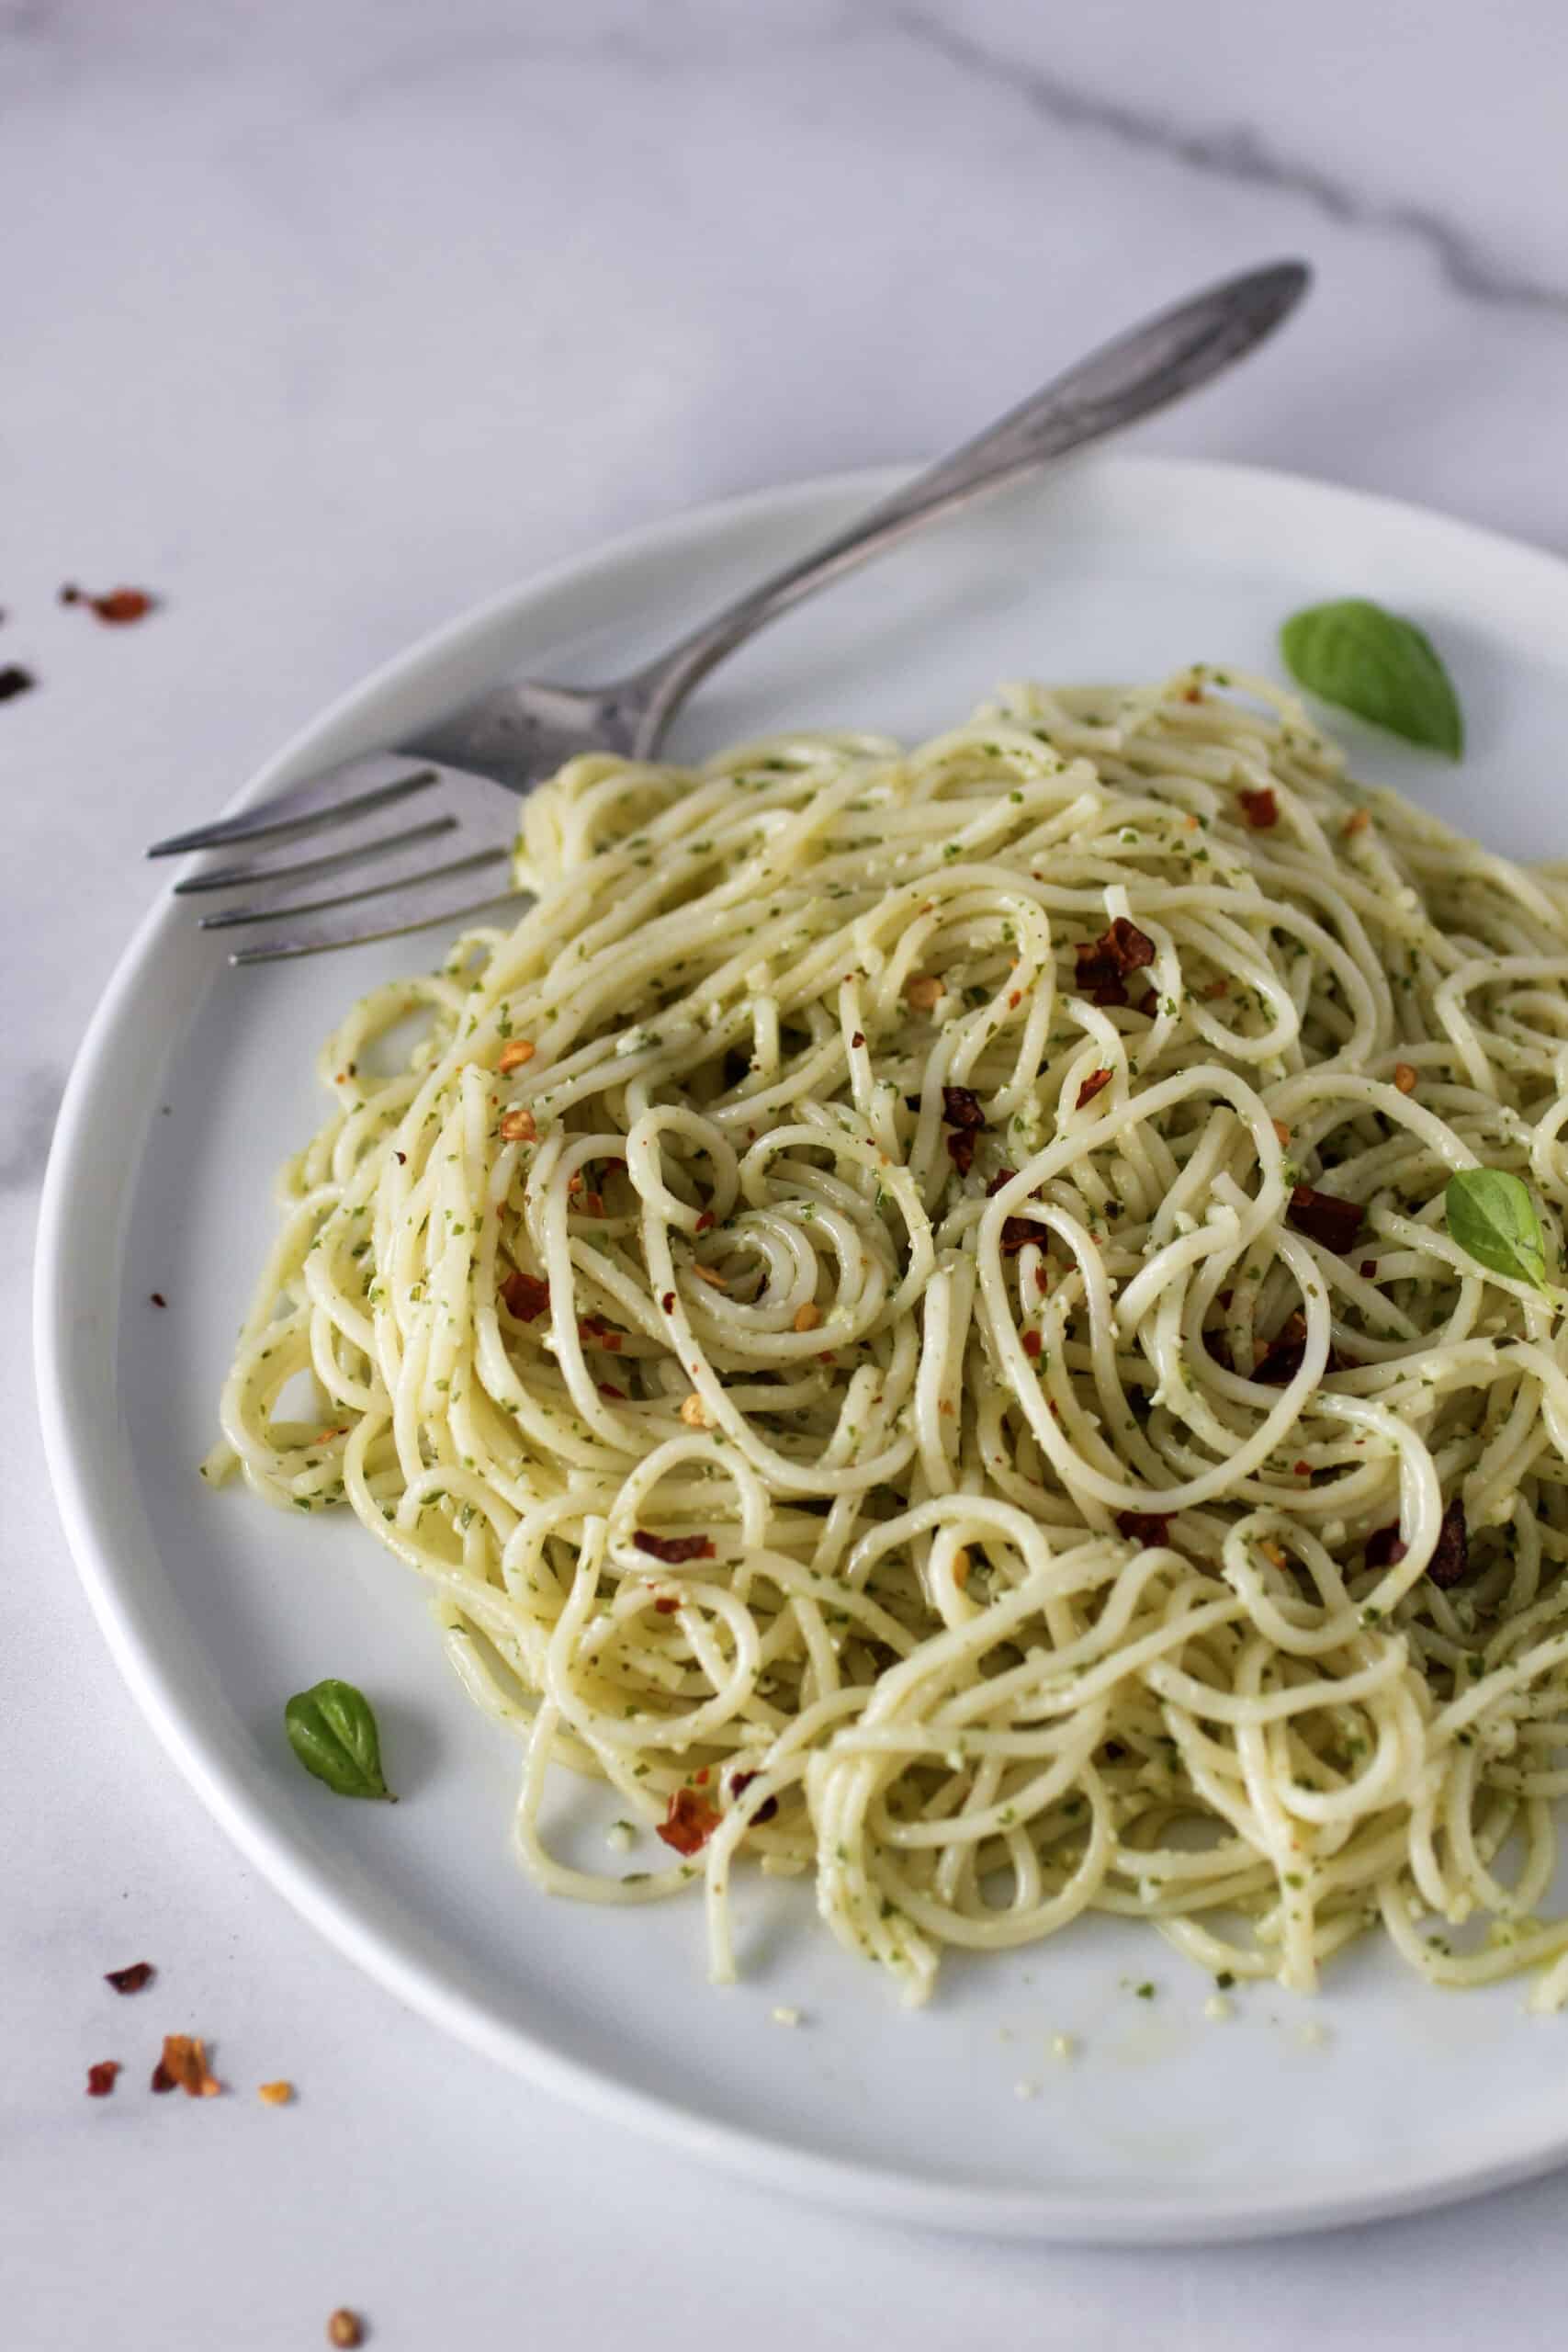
[35,455,1568,2239]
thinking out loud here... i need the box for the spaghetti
[211,668,1568,2006]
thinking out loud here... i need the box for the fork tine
[147,753,441,858]
[199,844,514,931]
[228,874,529,964]
[172,813,459,896]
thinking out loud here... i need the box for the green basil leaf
[285,1679,393,1800]
[1444,1170,1548,1292]
[1280,598,1463,757]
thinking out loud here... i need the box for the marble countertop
[11,2,1568,2343]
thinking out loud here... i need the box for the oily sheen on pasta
[213,668,1568,2007]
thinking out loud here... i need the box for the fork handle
[626,258,1308,756]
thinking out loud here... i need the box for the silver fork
[150,259,1308,963]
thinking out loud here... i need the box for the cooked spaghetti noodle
[211,667,1568,2006]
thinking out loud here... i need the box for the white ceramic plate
[36,458,1568,2242]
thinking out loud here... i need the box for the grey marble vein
[897,7,1568,325]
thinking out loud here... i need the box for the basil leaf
[1444,1170,1548,1292]
[285,1679,393,1800]
[1280,598,1463,757]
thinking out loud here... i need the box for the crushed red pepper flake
[1427,1496,1471,1590]
[1076,1067,1112,1111]
[1253,1311,1310,1385]
[579,1314,623,1351]
[62,583,157,624]
[946,1128,977,1176]
[634,1531,715,1565]
[1359,1259,1377,1279]
[85,2061,121,2098]
[728,1770,779,1825]
[999,1216,1040,1256]
[149,1292,167,1309]
[986,1167,1017,1197]
[151,2034,220,2098]
[0,664,36,702]
[941,1084,987,1133]
[500,1268,549,1321]
[1364,1523,1407,1569]
[1021,1329,1042,1359]
[652,1594,680,1614]
[851,1030,865,1048]
[1076,918,1156,986]
[1238,786,1279,829]
[596,1383,626,1400]
[660,1290,675,1313]
[1288,1182,1365,1254]
[657,1787,721,1856]
[105,1962,154,1995]
[1117,1510,1172,1547]
[694,1210,716,1232]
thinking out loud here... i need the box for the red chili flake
[151,2034,220,2098]
[149,1293,167,1309]
[1076,919,1156,994]
[1117,1510,1172,1546]
[1359,1260,1377,1279]
[1000,1216,1039,1256]
[1076,1068,1112,1111]
[105,1962,154,1995]
[1288,1182,1365,1254]
[1253,1311,1309,1385]
[1364,1523,1407,1569]
[942,1085,987,1133]
[1008,989,1022,1010]
[1035,1263,1050,1294]
[0,664,35,702]
[660,1291,675,1313]
[1238,786,1279,829]
[946,1128,977,1177]
[394,1150,407,1164]
[1427,1496,1471,1590]
[728,1770,779,1825]
[596,1383,626,1399]
[1293,1460,1312,1477]
[634,1531,715,1565]
[1021,1329,1042,1359]
[986,1168,1017,1197]
[1132,987,1159,1017]
[579,1315,623,1351]
[85,2061,121,2098]
[657,1787,721,1856]
[501,1268,550,1321]
[1090,976,1128,1008]
[653,1594,680,1614]
[62,583,157,624]
[851,1030,865,1048]
[694,1211,716,1232]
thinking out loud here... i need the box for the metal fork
[150,259,1308,963]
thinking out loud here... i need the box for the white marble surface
[11,2,1568,2342]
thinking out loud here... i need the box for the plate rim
[34,451,1568,2244]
